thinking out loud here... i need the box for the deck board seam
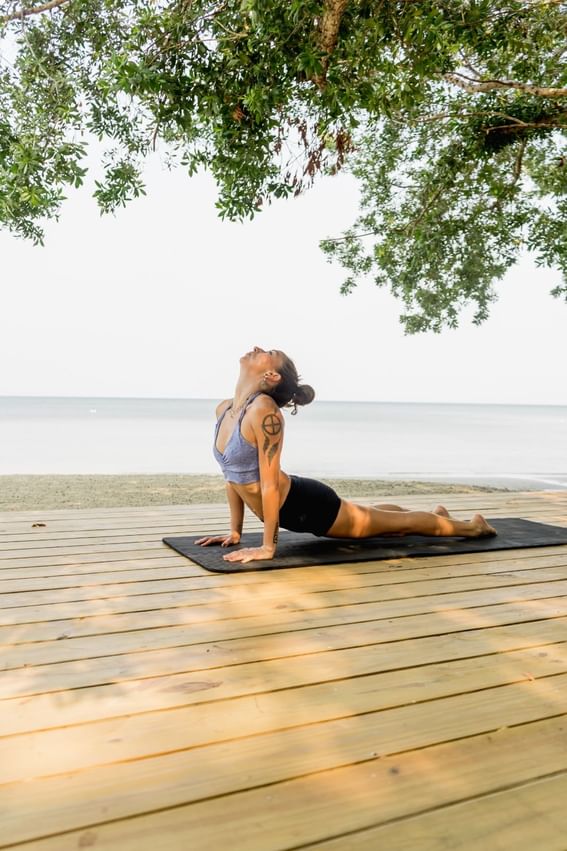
[5,601,567,660]
[5,737,567,850]
[3,636,567,710]
[4,570,567,607]
[2,673,567,764]
[283,766,567,851]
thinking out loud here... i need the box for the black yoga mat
[163,518,567,573]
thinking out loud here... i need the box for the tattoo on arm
[261,413,282,465]
[267,441,280,464]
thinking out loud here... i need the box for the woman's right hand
[195,531,241,547]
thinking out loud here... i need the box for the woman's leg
[373,503,408,512]
[373,503,451,516]
[326,500,496,539]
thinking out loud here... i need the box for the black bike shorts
[279,475,342,537]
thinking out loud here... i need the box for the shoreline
[1,474,510,512]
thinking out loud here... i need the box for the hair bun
[293,384,315,407]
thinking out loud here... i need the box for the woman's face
[241,346,281,376]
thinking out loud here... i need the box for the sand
[0,474,506,512]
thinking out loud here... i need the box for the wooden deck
[2,490,567,850]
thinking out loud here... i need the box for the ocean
[1,396,566,490]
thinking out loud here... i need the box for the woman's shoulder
[215,399,232,418]
[248,393,283,421]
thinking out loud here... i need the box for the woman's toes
[472,514,497,537]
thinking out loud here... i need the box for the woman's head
[241,346,315,414]
[269,349,315,414]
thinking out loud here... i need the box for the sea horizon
[2,394,567,407]
[2,395,566,489]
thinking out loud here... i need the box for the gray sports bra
[213,392,263,483]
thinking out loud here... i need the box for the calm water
[1,396,566,489]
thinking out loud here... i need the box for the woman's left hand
[223,545,275,564]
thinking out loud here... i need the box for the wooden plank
[4,563,567,612]
[3,576,567,635]
[2,615,566,702]
[1,493,567,850]
[2,711,566,847]
[4,596,567,669]
[0,548,567,608]
[2,552,567,601]
[0,492,567,851]
[3,543,567,585]
[5,701,567,850]
[0,516,238,536]
[3,639,567,736]
[0,505,227,523]
[0,540,179,557]
[2,663,567,784]
[308,772,567,851]
[0,549,191,570]
[3,534,567,589]
[0,562,223,584]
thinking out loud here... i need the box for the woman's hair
[269,351,315,415]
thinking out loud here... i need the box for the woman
[196,346,496,564]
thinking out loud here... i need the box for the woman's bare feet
[470,514,497,537]
[434,505,450,518]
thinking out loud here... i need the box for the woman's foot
[470,514,497,537]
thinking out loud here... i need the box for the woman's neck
[232,379,260,412]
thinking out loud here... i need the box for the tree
[1,0,566,330]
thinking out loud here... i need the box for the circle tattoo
[262,413,282,437]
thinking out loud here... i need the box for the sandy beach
[0,474,506,512]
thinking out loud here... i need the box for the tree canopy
[1,0,566,330]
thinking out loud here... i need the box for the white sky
[1,151,566,405]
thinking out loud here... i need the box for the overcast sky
[1,151,566,405]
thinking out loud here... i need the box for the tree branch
[490,139,528,210]
[444,72,567,99]
[323,229,379,243]
[313,0,350,89]
[396,109,532,126]
[404,184,445,235]
[318,0,349,56]
[324,183,446,244]
[485,0,567,19]
[485,117,567,133]
[513,138,527,181]
[1,0,69,24]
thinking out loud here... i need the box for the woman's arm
[226,482,244,540]
[196,399,242,549]
[223,398,284,564]
[256,402,284,554]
